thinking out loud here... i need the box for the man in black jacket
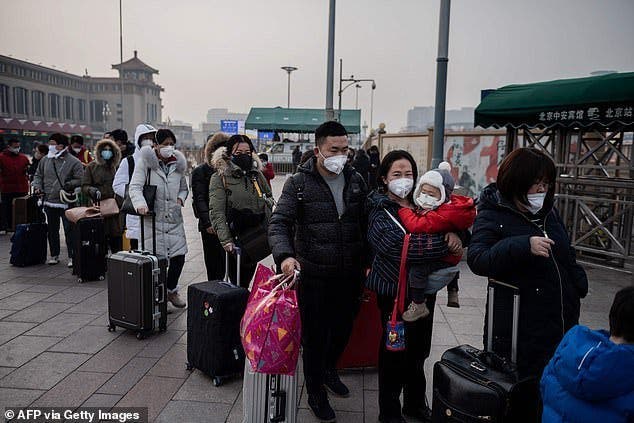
[191,133,229,281]
[269,121,369,422]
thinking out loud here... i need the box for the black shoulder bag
[121,168,157,216]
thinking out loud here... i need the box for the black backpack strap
[292,172,305,203]
[127,156,135,180]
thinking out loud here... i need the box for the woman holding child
[366,150,471,423]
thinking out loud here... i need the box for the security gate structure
[475,73,634,273]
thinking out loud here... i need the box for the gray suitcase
[242,360,299,423]
[106,214,167,340]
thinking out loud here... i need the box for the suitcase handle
[487,279,520,363]
[139,212,157,255]
[223,246,242,285]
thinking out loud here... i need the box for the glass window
[90,100,107,122]
[77,99,86,121]
[13,87,28,115]
[49,93,60,119]
[31,91,45,117]
[0,84,9,114]
[64,96,73,120]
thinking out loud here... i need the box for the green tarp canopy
[475,72,634,129]
[245,107,361,133]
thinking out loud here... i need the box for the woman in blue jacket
[468,148,588,381]
[541,286,634,422]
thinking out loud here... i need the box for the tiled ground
[0,175,629,422]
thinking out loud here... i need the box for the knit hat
[414,161,455,204]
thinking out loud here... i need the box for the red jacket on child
[261,162,275,187]
[398,194,476,265]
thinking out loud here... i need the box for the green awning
[475,72,634,129]
[245,107,361,133]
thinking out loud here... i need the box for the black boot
[325,369,350,397]
[308,390,336,422]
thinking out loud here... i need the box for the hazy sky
[2,0,633,131]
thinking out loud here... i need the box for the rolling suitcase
[431,280,539,422]
[186,249,249,386]
[12,195,44,230]
[10,222,47,267]
[242,359,299,423]
[73,216,107,283]
[337,288,382,369]
[106,214,167,340]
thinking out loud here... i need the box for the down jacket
[268,156,369,279]
[467,183,588,378]
[32,150,84,208]
[208,147,272,247]
[365,192,449,297]
[129,146,188,258]
[0,148,30,193]
[540,325,634,423]
[81,139,122,237]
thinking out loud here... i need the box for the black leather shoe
[308,393,336,422]
[378,415,406,423]
[325,370,350,397]
[402,405,432,422]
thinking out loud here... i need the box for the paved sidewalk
[0,175,629,422]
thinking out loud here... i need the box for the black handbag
[121,169,157,216]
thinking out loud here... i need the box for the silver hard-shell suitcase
[242,359,299,423]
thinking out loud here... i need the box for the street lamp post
[325,0,336,121]
[355,84,362,109]
[337,59,376,121]
[431,0,451,168]
[281,66,298,108]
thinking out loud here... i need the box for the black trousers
[107,236,122,254]
[201,231,226,282]
[0,192,26,231]
[44,206,74,258]
[447,273,459,291]
[167,254,186,292]
[377,293,436,419]
[298,275,360,397]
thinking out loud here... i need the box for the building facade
[404,106,475,132]
[0,51,162,147]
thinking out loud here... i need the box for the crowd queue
[0,120,632,423]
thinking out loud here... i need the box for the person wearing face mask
[208,134,272,287]
[112,124,157,250]
[28,143,49,180]
[396,161,476,322]
[468,148,588,404]
[268,121,369,422]
[81,138,122,253]
[129,128,189,308]
[0,139,30,234]
[366,150,456,423]
[32,133,84,266]
[69,135,93,167]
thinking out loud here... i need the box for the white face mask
[416,192,442,210]
[319,150,347,175]
[159,146,175,158]
[72,147,82,154]
[47,145,58,158]
[9,147,20,154]
[387,178,414,199]
[526,192,546,214]
[141,139,153,148]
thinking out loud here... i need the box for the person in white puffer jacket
[129,129,189,308]
[112,124,157,249]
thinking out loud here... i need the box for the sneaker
[307,393,336,422]
[325,370,350,397]
[402,301,430,322]
[447,290,460,308]
[168,292,187,308]
[403,405,432,422]
[67,259,73,268]
[0,230,7,235]
[47,256,60,265]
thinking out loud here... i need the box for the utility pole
[119,0,124,132]
[325,0,336,121]
[281,66,298,108]
[431,0,451,168]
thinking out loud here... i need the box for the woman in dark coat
[352,148,371,186]
[468,148,588,382]
[366,150,461,423]
[81,138,122,253]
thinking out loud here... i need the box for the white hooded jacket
[112,124,157,240]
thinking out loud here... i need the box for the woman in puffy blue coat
[541,286,634,422]
[468,148,588,381]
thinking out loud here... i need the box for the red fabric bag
[337,288,382,369]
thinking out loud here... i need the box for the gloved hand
[88,187,101,201]
[63,182,74,192]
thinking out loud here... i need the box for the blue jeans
[45,207,74,258]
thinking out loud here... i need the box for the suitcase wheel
[213,376,222,387]
[77,278,83,284]
[107,323,116,332]
[136,332,146,340]
[99,275,105,281]
[186,362,193,371]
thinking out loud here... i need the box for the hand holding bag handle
[121,168,157,215]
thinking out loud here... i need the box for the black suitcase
[186,248,249,386]
[106,215,167,340]
[10,223,47,267]
[73,216,107,283]
[432,280,539,422]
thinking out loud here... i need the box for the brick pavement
[0,175,629,422]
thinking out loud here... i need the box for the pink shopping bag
[240,272,301,376]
